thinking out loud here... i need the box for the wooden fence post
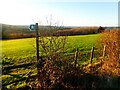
[74,48,78,67]
[102,45,106,61]
[90,47,94,64]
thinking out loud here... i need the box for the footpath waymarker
[28,24,36,31]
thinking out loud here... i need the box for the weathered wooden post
[35,23,39,65]
[90,47,94,64]
[28,23,39,64]
[35,23,44,83]
[102,45,106,61]
[29,23,43,82]
[74,48,78,67]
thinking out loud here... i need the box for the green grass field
[2,34,100,88]
[67,34,99,52]
[2,34,99,65]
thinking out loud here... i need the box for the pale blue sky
[0,0,118,26]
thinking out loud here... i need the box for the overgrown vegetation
[97,29,120,76]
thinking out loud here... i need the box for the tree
[98,26,105,33]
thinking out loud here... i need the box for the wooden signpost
[29,23,39,64]
[29,23,41,81]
